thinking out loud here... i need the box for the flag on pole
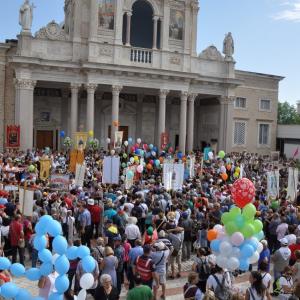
[293,147,299,158]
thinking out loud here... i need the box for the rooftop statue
[223,32,234,60]
[19,0,35,33]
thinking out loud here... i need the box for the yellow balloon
[88,130,94,137]
[134,156,139,162]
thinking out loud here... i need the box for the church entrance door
[36,130,53,150]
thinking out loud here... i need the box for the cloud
[273,0,300,22]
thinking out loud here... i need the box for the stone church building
[0,0,283,154]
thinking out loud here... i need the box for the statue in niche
[99,0,115,30]
[19,0,35,32]
[223,32,234,59]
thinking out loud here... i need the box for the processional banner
[287,167,298,201]
[102,156,120,184]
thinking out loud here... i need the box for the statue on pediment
[19,0,35,32]
[223,32,234,59]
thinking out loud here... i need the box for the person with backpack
[114,236,125,294]
[133,244,158,289]
[192,248,211,293]
[258,261,272,300]
[183,272,203,300]
[206,265,233,300]
[181,211,193,262]
[245,271,267,300]
[276,266,295,300]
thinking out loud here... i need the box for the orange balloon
[221,173,228,181]
[226,164,231,171]
[182,157,187,162]
[207,229,218,241]
[159,157,164,163]
[147,163,153,170]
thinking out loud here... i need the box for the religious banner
[75,163,86,187]
[39,158,51,180]
[125,166,136,190]
[160,132,169,150]
[267,170,280,199]
[114,131,123,148]
[19,188,34,217]
[271,151,280,164]
[6,125,20,148]
[102,156,120,184]
[163,163,173,191]
[163,162,184,191]
[73,132,88,150]
[69,149,85,173]
[49,174,70,191]
[287,167,299,201]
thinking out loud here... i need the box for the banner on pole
[114,131,123,148]
[6,125,20,148]
[75,163,86,187]
[287,167,298,201]
[102,156,120,184]
[39,158,51,180]
[267,170,280,199]
[163,163,184,191]
[50,174,70,191]
[73,132,88,150]
[19,188,34,217]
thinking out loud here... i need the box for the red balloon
[130,146,135,153]
[231,178,256,208]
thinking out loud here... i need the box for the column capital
[127,11,132,17]
[112,85,123,95]
[85,83,98,93]
[153,15,159,21]
[70,83,81,92]
[61,88,70,99]
[188,93,198,102]
[219,96,235,105]
[159,89,169,98]
[181,91,189,101]
[14,79,36,90]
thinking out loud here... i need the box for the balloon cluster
[63,137,73,149]
[0,216,96,300]
[208,178,264,271]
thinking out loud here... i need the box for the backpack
[132,206,143,219]
[136,256,152,282]
[196,258,210,281]
[212,274,232,300]
[170,233,182,257]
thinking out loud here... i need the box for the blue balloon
[60,131,65,138]
[55,275,69,294]
[47,220,62,237]
[53,236,68,255]
[177,152,183,159]
[235,215,245,228]
[247,238,259,251]
[34,235,47,251]
[32,297,45,300]
[35,221,48,236]
[240,244,255,258]
[77,245,90,259]
[1,282,19,298]
[38,249,52,263]
[149,144,153,150]
[210,239,221,252]
[48,293,63,300]
[0,257,11,270]
[239,259,250,271]
[10,263,25,277]
[128,137,133,144]
[39,215,53,227]
[15,288,31,300]
[82,255,96,273]
[153,146,158,152]
[54,255,70,274]
[40,262,53,276]
[140,150,144,156]
[66,246,78,260]
[254,230,265,241]
[26,268,41,281]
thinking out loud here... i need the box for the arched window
[130,0,153,48]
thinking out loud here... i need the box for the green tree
[278,101,300,124]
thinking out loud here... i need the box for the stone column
[179,91,188,154]
[61,89,70,139]
[89,0,98,41]
[14,79,36,150]
[191,2,199,56]
[152,16,159,49]
[111,85,122,141]
[187,93,197,153]
[126,12,132,46]
[136,94,144,139]
[158,89,169,150]
[86,84,97,132]
[70,83,80,138]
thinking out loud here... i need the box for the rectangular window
[233,121,246,145]
[259,123,270,145]
[260,99,271,111]
[235,97,246,109]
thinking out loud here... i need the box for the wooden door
[108,126,129,142]
[36,130,53,150]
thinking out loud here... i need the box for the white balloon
[124,141,128,147]
[227,257,240,271]
[111,150,115,156]
[213,224,223,233]
[106,138,111,144]
[249,251,260,264]
[77,289,87,300]
[257,242,263,254]
[220,166,226,173]
[51,253,60,265]
[137,138,142,144]
[216,255,227,268]
[80,273,94,290]
[232,247,241,258]
[220,241,232,256]
[208,151,214,159]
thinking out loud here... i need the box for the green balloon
[121,162,126,168]
[241,223,255,238]
[271,200,279,210]
[218,150,225,159]
[242,203,256,220]
[221,212,231,225]
[123,153,128,159]
[225,221,238,235]
[230,206,241,217]
[253,219,263,234]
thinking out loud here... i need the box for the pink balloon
[230,232,244,246]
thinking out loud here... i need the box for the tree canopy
[278,101,300,125]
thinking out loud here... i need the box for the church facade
[0,0,283,154]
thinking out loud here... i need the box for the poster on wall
[114,131,123,148]
[169,9,184,40]
[98,0,115,30]
[6,125,20,148]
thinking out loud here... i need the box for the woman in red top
[9,214,25,265]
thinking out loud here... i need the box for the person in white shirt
[125,217,141,247]
[206,265,232,292]
[278,266,294,300]
[276,217,288,241]
[258,261,272,300]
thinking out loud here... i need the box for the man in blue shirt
[79,204,92,247]
[128,239,143,289]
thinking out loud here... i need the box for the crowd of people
[0,148,299,300]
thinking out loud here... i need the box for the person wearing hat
[272,238,291,292]
[142,226,158,246]
[151,242,170,300]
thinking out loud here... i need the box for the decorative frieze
[35,21,67,41]
[14,78,36,90]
